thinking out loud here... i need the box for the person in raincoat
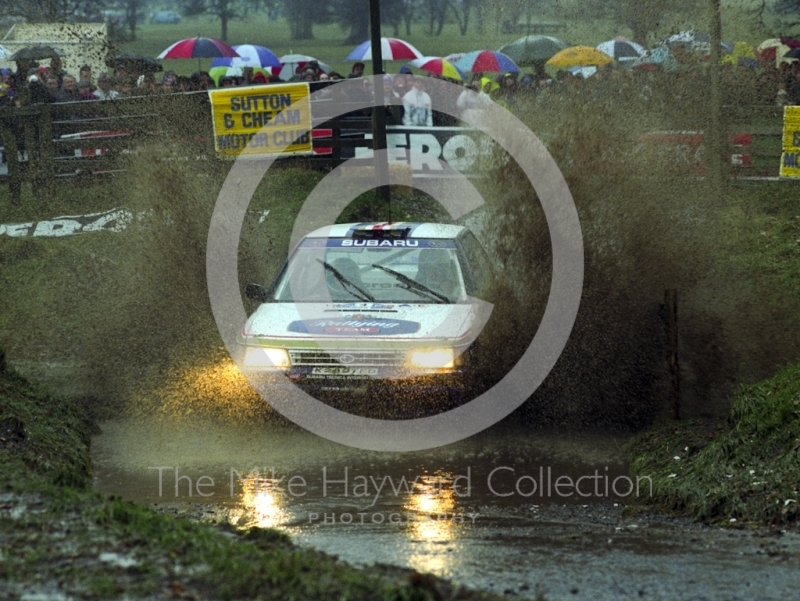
[480,76,508,108]
[402,76,433,127]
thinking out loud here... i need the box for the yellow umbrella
[546,46,614,68]
[722,41,756,66]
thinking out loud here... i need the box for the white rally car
[238,222,494,400]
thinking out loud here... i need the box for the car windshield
[273,238,466,303]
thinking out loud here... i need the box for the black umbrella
[105,53,163,73]
[10,45,65,61]
[498,35,569,66]
[784,47,800,60]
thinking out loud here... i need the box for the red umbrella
[158,37,239,59]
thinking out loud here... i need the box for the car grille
[289,349,406,367]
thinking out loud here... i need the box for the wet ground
[91,416,800,601]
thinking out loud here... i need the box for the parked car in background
[150,10,182,24]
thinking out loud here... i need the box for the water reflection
[228,476,291,529]
[405,472,458,541]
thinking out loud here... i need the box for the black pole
[369,0,391,216]
[708,0,724,190]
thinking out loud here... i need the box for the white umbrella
[0,45,12,61]
[278,54,330,80]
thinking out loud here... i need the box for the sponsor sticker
[287,318,421,336]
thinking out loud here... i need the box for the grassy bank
[0,352,500,600]
[627,363,800,527]
[626,184,800,527]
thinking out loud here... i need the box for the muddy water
[91,417,800,601]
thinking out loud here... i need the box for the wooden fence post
[37,104,55,184]
[0,123,22,205]
[665,289,680,420]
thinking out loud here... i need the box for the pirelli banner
[781,106,800,178]
[209,83,313,159]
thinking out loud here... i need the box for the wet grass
[626,363,800,527]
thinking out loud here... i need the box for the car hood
[241,302,480,347]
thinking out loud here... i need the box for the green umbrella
[498,35,569,66]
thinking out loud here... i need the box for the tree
[449,0,476,35]
[425,0,448,35]
[283,0,327,40]
[758,0,800,31]
[2,0,108,22]
[577,0,700,44]
[121,0,146,41]
[329,0,369,44]
[181,0,259,41]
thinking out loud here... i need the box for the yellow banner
[209,83,313,159]
[780,106,800,178]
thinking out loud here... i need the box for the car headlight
[242,346,290,369]
[406,348,455,370]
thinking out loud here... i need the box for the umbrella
[0,45,12,60]
[158,37,239,59]
[209,65,272,86]
[756,38,783,64]
[631,46,679,72]
[663,31,711,53]
[455,50,520,73]
[596,38,647,62]
[498,35,569,65]
[346,37,423,61]
[10,45,65,61]
[722,42,756,67]
[409,56,464,81]
[546,46,613,68]
[210,65,243,84]
[275,54,330,80]
[785,47,800,60]
[780,36,800,48]
[105,53,163,73]
[211,44,281,69]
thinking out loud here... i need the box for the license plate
[311,367,379,376]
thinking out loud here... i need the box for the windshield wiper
[370,264,449,304]
[317,259,375,302]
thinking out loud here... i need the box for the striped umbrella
[346,37,423,61]
[409,56,464,81]
[596,38,647,62]
[210,44,281,69]
[157,37,239,59]
[455,50,520,73]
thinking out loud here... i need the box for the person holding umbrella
[348,62,365,79]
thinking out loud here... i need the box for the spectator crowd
[2,43,800,124]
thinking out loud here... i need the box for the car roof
[304,222,465,239]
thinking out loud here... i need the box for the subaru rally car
[238,222,494,401]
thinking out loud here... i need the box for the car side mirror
[245,283,269,303]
